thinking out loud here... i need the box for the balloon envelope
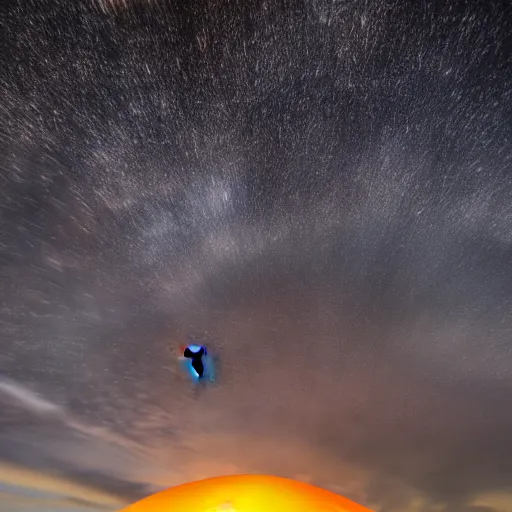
[121,474,372,512]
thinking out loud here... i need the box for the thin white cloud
[0,379,63,419]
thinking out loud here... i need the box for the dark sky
[0,0,512,510]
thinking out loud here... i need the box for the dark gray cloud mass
[0,0,511,510]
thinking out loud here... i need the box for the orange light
[121,474,372,512]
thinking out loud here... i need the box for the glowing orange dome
[121,474,372,512]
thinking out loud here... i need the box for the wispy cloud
[0,462,125,509]
[0,378,64,419]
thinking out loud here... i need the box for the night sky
[1,0,512,511]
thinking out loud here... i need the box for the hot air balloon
[178,341,217,384]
